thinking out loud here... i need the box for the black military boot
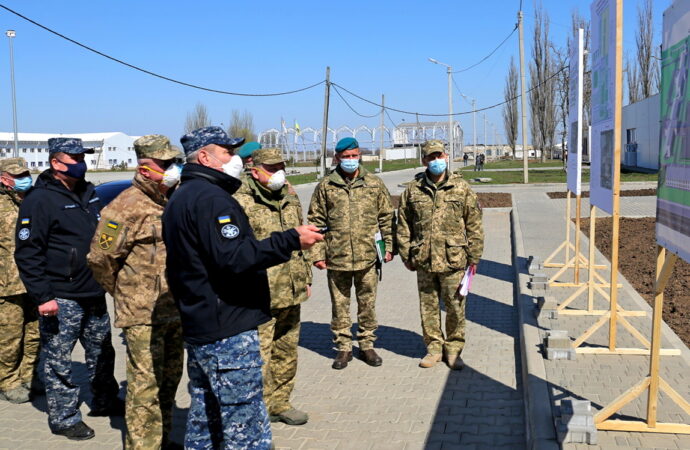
[332,350,353,370]
[52,421,95,441]
[360,349,383,367]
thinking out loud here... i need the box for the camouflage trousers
[123,321,183,450]
[416,270,466,356]
[185,329,271,450]
[259,305,300,415]
[40,297,119,431]
[0,294,40,392]
[327,265,378,351]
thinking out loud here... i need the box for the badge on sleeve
[98,220,120,251]
[18,218,31,240]
[217,215,239,239]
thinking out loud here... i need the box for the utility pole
[379,94,385,173]
[472,99,477,164]
[6,30,18,158]
[518,10,529,183]
[447,66,453,172]
[320,67,331,178]
[483,114,487,151]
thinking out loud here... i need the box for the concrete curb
[511,205,560,450]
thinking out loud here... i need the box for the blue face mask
[339,158,360,174]
[428,158,447,175]
[57,159,87,179]
[13,176,32,192]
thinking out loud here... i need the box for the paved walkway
[0,173,525,449]
[513,186,690,449]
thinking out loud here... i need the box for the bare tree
[529,2,558,162]
[228,109,257,142]
[553,44,569,165]
[635,0,658,99]
[184,102,211,133]
[502,57,519,158]
[626,55,642,104]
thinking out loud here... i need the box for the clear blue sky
[0,0,670,146]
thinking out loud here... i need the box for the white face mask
[265,169,286,191]
[162,163,182,187]
[209,152,244,179]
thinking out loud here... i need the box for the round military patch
[18,228,30,240]
[221,224,240,239]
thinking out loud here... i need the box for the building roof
[0,132,136,143]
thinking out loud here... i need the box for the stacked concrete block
[535,295,559,320]
[543,330,576,360]
[554,399,597,444]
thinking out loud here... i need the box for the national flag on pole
[294,121,301,136]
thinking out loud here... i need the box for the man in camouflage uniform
[234,148,313,426]
[0,157,40,404]
[88,135,184,449]
[397,140,484,370]
[308,137,395,370]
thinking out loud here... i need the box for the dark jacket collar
[181,163,242,196]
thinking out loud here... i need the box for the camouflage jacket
[87,173,179,328]
[397,171,484,273]
[234,176,312,309]
[0,187,25,297]
[307,166,395,271]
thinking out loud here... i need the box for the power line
[333,64,567,118]
[331,84,380,118]
[452,25,518,74]
[0,3,325,97]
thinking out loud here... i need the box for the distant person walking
[463,153,468,166]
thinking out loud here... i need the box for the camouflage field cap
[47,137,95,154]
[180,126,245,155]
[253,148,285,166]
[0,157,29,175]
[422,139,446,157]
[134,134,183,160]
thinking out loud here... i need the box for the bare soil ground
[548,188,657,199]
[390,193,512,209]
[579,217,690,347]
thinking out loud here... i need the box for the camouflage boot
[0,385,30,403]
[270,408,309,426]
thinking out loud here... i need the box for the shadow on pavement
[477,259,516,283]
[299,321,425,359]
[466,293,522,337]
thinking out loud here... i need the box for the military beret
[253,148,285,166]
[0,157,29,175]
[134,134,183,160]
[48,137,95,154]
[238,141,261,159]
[180,126,245,155]
[421,139,446,157]
[335,137,359,153]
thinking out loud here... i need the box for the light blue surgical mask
[428,158,447,175]
[13,176,32,192]
[339,158,360,174]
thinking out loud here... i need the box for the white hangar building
[0,132,139,170]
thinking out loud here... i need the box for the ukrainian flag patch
[106,220,119,230]
[21,218,30,225]
[217,215,231,224]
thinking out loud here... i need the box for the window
[30,161,36,167]
[91,160,96,165]
[38,161,43,167]
[108,159,113,164]
[30,148,35,153]
[128,158,132,164]
[626,128,637,144]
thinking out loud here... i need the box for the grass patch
[287,173,320,185]
[462,169,657,185]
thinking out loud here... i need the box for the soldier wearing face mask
[87,134,184,450]
[0,157,40,405]
[14,138,122,441]
[234,148,313,426]
[308,137,395,370]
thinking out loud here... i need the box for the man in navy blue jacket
[163,126,322,449]
[14,138,122,441]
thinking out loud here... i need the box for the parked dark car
[94,179,132,206]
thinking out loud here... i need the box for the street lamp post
[6,30,18,158]
[459,92,477,167]
[428,57,453,172]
